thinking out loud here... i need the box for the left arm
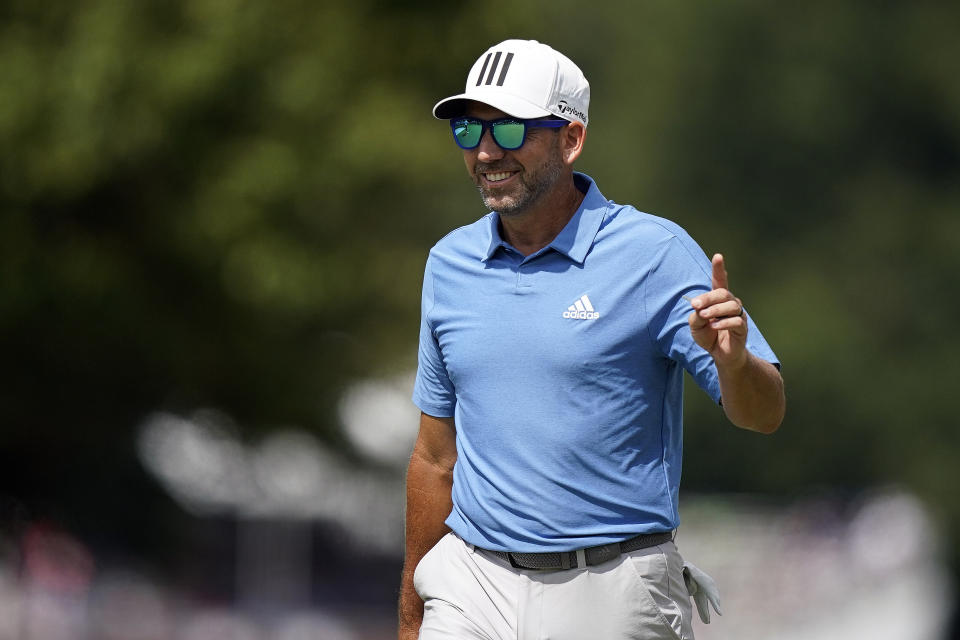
[714,351,784,433]
[689,254,785,433]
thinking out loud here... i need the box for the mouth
[480,170,519,185]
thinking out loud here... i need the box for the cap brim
[432,89,553,120]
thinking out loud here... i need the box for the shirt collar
[482,172,608,264]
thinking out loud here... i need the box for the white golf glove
[682,561,722,624]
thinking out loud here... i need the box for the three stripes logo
[562,295,600,320]
[475,51,515,87]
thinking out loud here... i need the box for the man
[400,39,784,640]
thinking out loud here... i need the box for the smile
[483,171,517,183]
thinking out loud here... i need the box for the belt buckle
[586,542,620,566]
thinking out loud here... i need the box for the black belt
[482,531,673,570]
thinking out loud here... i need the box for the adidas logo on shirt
[562,295,600,320]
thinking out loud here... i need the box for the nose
[475,127,504,163]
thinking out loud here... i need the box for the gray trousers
[414,533,696,640]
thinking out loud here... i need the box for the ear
[561,122,587,165]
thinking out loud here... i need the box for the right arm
[398,412,458,640]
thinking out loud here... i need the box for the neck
[498,175,585,256]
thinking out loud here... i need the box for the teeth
[485,172,513,182]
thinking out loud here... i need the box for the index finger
[711,253,729,291]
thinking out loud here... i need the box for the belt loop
[575,548,587,569]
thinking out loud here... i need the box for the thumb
[711,253,729,291]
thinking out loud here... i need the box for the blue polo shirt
[413,173,779,552]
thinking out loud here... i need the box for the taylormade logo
[556,100,587,124]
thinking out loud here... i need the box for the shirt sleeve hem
[412,395,455,418]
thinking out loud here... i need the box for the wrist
[715,349,749,374]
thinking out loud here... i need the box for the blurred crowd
[0,488,949,640]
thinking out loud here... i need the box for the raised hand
[688,254,747,369]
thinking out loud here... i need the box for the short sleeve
[644,233,780,405]
[412,255,457,417]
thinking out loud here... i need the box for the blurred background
[1,0,958,638]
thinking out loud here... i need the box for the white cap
[433,40,590,126]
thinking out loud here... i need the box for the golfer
[400,39,785,640]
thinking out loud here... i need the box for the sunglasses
[449,117,569,151]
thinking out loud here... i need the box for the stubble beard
[475,142,565,217]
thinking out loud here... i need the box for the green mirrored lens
[491,121,525,149]
[454,120,482,148]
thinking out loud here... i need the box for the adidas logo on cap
[433,39,590,126]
